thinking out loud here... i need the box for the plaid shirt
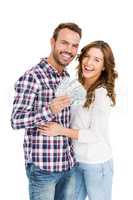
[11,58,76,172]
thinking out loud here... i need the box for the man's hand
[38,122,64,136]
[49,96,71,114]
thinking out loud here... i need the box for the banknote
[55,77,86,106]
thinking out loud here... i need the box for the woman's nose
[86,58,93,65]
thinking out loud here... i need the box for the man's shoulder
[19,62,48,81]
[25,63,45,76]
[15,63,42,85]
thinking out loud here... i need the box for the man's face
[51,28,80,67]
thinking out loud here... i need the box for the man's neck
[47,55,64,74]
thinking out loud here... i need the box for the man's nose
[66,45,73,53]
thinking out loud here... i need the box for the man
[11,22,82,200]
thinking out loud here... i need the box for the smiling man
[11,23,82,200]
[49,27,80,71]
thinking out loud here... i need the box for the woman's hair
[77,40,118,108]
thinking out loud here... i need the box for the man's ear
[50,38,55,49]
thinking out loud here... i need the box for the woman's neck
[84,76,99,90]
[84,79,95,90]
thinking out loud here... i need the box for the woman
[38,40,118,200]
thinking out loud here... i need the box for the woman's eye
[95,59,100,62]
[84,54,89,58]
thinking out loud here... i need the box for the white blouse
[71,87,113,164]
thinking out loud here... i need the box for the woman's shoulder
[95,87,107,95]
[94,87,111,107]
[95,87,109,99]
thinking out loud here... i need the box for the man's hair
[53,22,82,40]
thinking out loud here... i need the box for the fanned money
[55,77,86,106]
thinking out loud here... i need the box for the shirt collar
[39,57,70,78]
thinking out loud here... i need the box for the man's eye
[61,41,68,45]
[73,45,79,48]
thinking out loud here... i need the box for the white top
[71,87,112,164]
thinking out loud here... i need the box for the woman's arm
[38,122,79,139]
[38,88,111,143]
[71,88,111,143]
[61,127,79,139]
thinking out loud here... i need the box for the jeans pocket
[30,164,47,176]
[26,163,33,178]
[29,164,58,184]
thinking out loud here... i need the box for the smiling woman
[39,40,118,200]
[81,47,104,88]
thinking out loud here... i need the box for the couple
[11,22,118,200]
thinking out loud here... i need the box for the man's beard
[52,50,73,67]
[53,52,66,67]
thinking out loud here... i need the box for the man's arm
[11,72,55,129]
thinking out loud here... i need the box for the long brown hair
[77,40,118,108]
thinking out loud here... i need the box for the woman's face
[81,47,104,81]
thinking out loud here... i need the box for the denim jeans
[26,163,77,200]
[75,160,113,200]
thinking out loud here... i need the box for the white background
[0,0,132,199]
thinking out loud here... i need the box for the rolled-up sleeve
[11,73,55,129]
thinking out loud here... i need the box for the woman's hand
[38,122,64,136]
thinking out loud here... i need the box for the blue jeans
[75,160,113,200]
[26,163,77,200]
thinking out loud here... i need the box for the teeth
[62,53,71,58]
[84,65,94,71]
